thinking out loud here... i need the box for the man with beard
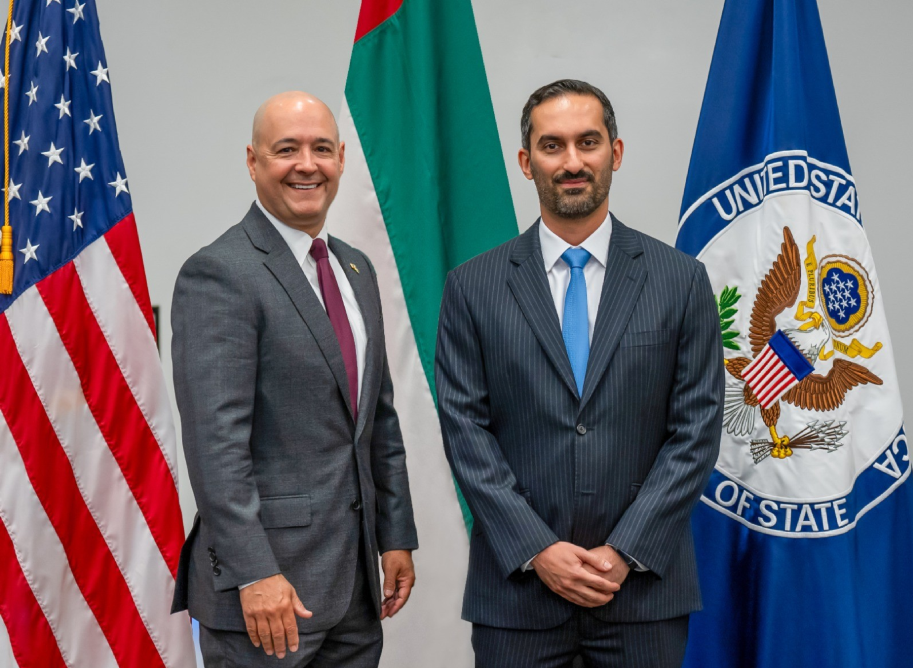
[435,80,723,667]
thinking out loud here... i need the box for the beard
[531,162,612,220]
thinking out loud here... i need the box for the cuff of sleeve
[521,554,539,572]
[608,544,649,572]
[239,578,263,590]
[376,525,419,556]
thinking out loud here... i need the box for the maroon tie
[309,238,358,420]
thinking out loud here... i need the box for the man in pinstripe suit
[435,80,724,667]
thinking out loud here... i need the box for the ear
[518,148,533,181]
[338,141,346,176]
[611,138,625,172]
[246,145,257,182]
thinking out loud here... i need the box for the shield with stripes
[740,329,815,410]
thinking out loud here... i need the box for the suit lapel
[579,217,646,411]
[507,222,579,399]
[242,205,356,423]
[329,236,381,441]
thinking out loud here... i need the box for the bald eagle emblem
[720,226,883,462]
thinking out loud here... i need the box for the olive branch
[716,286,741,351]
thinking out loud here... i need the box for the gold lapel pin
[349,263,360,274]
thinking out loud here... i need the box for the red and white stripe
[742,344,802,409]
[0,215,195,667]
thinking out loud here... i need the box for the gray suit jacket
[435,217,723,630]
[171,203,418,632]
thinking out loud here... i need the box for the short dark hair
[520,79,618,151]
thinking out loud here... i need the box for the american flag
[742,330,815,409]
[0,1,195,666]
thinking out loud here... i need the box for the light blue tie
[561,248,591,396]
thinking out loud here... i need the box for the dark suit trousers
[198,544,382,668]
[472,614,688,668]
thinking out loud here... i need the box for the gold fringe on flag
[0,0,15,294]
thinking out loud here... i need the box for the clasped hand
[531,542,630,608]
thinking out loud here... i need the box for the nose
[295,148,317,174]
[563,146,584,175]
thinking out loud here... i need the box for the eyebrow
[272,137,336,148]
[272,137,299,148]
[537,129,605,145]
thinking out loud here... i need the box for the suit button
[208,547,216,555]
[210,557,219,566]
[576,424,587,435]
[351,499,362,511]
[212,567,221,576]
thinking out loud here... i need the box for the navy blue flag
[677,2,911,667]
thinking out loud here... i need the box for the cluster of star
[823,271,859,321]
[2,2,130,268]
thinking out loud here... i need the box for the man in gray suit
[436,80,723,667]
[171,91,418,667]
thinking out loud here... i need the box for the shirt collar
[256,199,329,267]
[539,212,613,272]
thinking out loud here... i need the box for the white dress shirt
[539,214,612,342]
[241,201,368,591]
[522,214,647,574]
[257,200,367,400]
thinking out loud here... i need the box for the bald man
[171,92,418,667]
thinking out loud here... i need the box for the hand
[240,574,312,658]
[380,550,415,619]
[531,542,621,608]
[583,545,631,589]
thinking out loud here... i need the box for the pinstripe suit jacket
[435,216,723,629]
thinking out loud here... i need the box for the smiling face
[519,93,623,224]
[247,92,345,235]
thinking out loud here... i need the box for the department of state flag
[677,1,911,667]
[0,1,194,666]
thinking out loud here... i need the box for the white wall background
[5,1,909,665]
